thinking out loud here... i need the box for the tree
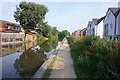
[62,30,70,37]
[58,30,70,41]
[14,2,48,31]
[52,27,58,36]
[58,32,65,41]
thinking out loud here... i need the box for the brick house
[80,28,87,37]
[0,20,25,45]
[74,29,81,37]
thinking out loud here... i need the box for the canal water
[1,40,58,79]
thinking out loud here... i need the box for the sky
[0,0,119,33]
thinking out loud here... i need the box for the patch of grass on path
[42,56,57,78]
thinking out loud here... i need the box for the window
[18,27,21,31]
[104,24,109,35]
[90,24,91,27]
[92,28,95,35]
[109,36,112,40]
[110,24,113,29]
[113,37,115,41]
[118,37,120,40]
[116,36,120,40]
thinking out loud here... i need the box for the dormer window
[110,24,113,29]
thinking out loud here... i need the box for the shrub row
[68,36,120,79]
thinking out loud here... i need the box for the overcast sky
[0,0,119,33]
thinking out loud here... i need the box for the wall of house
[91,21,96,35]
[0,20,7,31]
[103,10,115,37]
[0,20,22,33]
[116,12,120,36]
[76,31,80,36]
[97,20,104,38]
[81,29,87,37]
[87,22,92,36]
[87,26,90,36]
[26,33,37,41]
[87,27,89,36]
[0,33,25,43]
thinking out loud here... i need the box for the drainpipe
[114,17,116,40]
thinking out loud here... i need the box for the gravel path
[49,38,77,78]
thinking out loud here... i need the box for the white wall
[104,9,115,37]
[116,12,120,35]
[97,20,104,38]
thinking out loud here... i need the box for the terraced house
[87,7,120,41]
[0,20,25,45]
[87,17,105,38]
[72,29,81,37]
[79,27,87,37]
[87,21,92,36]
[103,8,120,41]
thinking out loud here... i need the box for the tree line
[14,2,70,41]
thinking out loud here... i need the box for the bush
[36,33,46,45]
[68,36,120,79]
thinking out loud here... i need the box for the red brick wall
[0,20,22,32]
[0,20,8,31]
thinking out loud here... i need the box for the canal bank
[32,39,65,78]
[32,38,76,79]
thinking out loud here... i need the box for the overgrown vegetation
[68,36,120,79]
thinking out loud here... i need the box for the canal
[1,40,58,78]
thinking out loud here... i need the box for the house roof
[97,16,105,25]
[92,18,99,25]
[109,7,120,17]
[7,23,21,27]
[81,27,87,31]
[88,21,92,24]
[0,20,21,27]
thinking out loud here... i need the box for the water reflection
[41,39,58,52]
[0,43,25,57]
[25,41,37,50]
[1,39,58,78]
[1,42,37,57]
[14,48,45,78]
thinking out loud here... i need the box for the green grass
[42,57,57,78]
